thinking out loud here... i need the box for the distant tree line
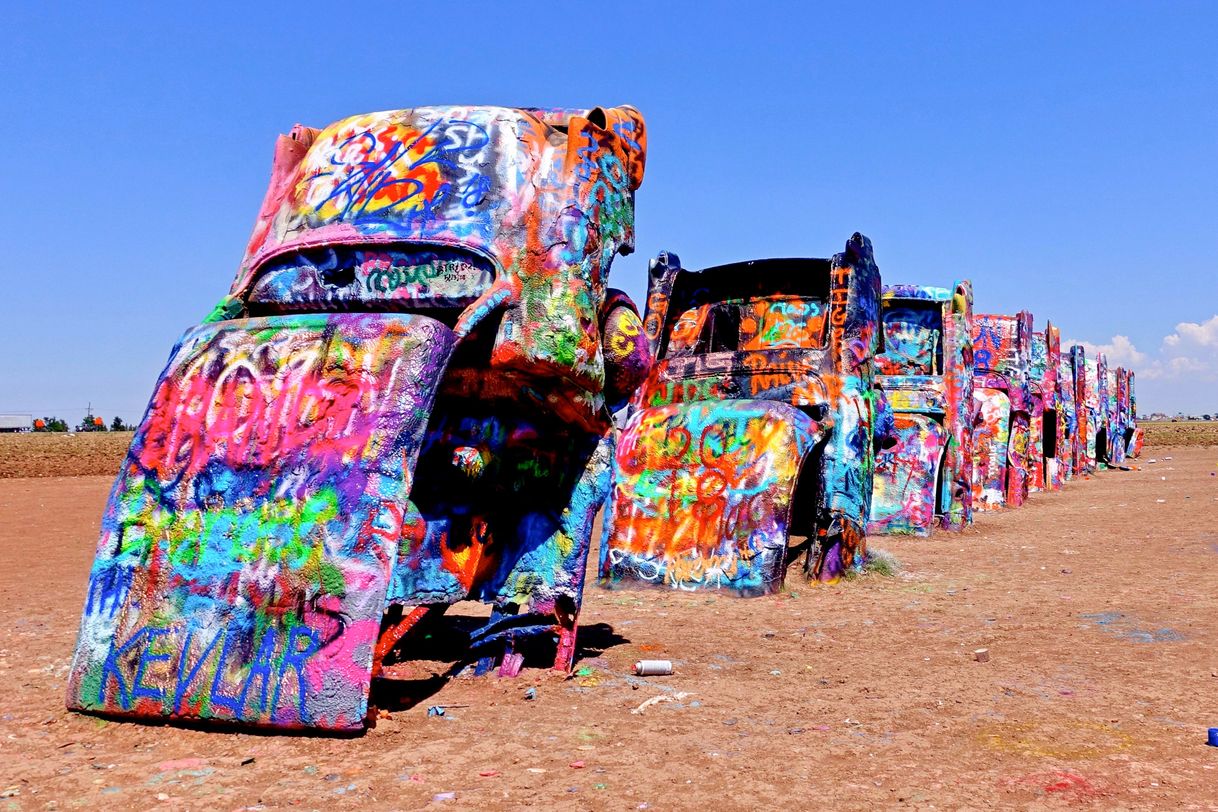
[34,416,134,432]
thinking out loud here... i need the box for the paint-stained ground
[2,445,1217,810]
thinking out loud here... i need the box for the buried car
[1056,345,1080,481]
[1083,353,1110,468]
[971,311,1034,509]
[1069,344,1093,475]
[66,104,651,731]
[601,234,887,595]
[867,282,975,535]
[1124,369,1143,457]
[1028,323,1065,492]
[1107,366,1127,466]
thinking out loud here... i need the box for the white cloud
[1129,314,1218,384]
[1140,356,1212,381]
[1066,322,1218,390]
[1065,334,1147,367]
[1162,314,1218,349]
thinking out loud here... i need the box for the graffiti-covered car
[1107,366,1127,465]
[1125,369,1143,457]
[66,105,651,731]
[1056,346,1079,481]
[601,234,886,595]
[867,282,974,535]
[971,311,1034,508]
[1069,345,1092,474]
[1084,353,1110,468]
[1029,323,1065,491]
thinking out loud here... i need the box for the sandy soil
[2,448,1218,810]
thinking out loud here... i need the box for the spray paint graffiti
[1056,350,1079,481]
[868,282,975,535]
[971,311,1034,509]
[602,234,886,594]
[68,314,453,729]
[1084,354,1111,468]
[1069,345,1092,475]
[68,105,651,731]
[1028,323,1064,492]
[1106,367,1126,465]
[1124,369,1143,457]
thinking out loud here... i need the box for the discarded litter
[569,760,586,769]
[974,648,991,663]
[633,660,673,676]
[524,687,537,700]
[426,704,469,717]
[631,692,694,714]
[1209,728,1218,748]
[433,792,456,802]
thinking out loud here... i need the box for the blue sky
[2,1,1216,422]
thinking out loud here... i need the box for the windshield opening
[877,299,943,376]
[245,243,495,317]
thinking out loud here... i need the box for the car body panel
[602,399,824,595]
[67,314,454,730]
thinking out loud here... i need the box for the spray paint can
[1208,728,1218,747]
[633,660,673,676]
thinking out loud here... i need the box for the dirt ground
[1142,421,1218,449]
[0,433,133,479]
[2,442,1218,810]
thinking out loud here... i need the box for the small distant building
[0,414,34,432]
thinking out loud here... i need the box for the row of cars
[66,104,1139,732]
[598,248,1141,596]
